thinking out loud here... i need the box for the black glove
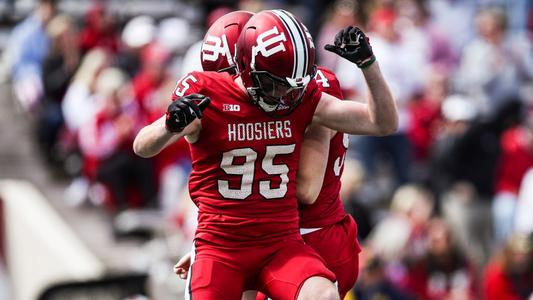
[165,93,211,133]
[325,26,375,68]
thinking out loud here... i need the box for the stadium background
[0,0,532,299]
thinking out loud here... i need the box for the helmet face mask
[248,68,315,117]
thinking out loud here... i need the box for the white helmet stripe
[271,10,308,79]
[271,10,298,78]
[281,10,308,78]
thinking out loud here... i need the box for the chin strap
[258,98,278,112]
[247,87,277,113]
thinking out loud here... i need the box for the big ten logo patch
[223,104,241,112]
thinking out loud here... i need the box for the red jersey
[495,126,533,195]
[299,67,347,228]
[172,71,322,246]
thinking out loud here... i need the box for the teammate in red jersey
[297,66,361,299]
[134,9,397,300]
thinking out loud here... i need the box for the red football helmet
[201,10,254,74]
[237,9,316,116]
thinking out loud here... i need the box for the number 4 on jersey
[315,69,330,88]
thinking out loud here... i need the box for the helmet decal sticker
[251,26,287,69]
[202,34,232,66]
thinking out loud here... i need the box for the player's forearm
[133,116,181,158]
[362,62,398,136]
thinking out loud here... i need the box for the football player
[134,9,397,300]
[296,66,361,299]
[174,10,360,299]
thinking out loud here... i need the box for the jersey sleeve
[171,71,205,101]
[315,67,344,99]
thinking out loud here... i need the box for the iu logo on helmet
[252,26,287,59]
[202,34,232,62]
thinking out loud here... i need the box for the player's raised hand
[165,94,211,133]
[325,26,375,69]
[173,252,192,280]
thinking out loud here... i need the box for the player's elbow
[376,121,398,136]
[374,115,398,136]
[133,139,154,158]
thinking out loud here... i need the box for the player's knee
[316,286,340,300]
[298,276,340,300]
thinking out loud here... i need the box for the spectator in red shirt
[132,42,190,215]
[132,42,172,124]
[407,66,447,164]
[78,2,118,54]
[484,233,533,300]
[79,67,156,212]
[405,218,478,300]
[493,102,533,243]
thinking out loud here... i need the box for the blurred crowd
[1,0,533,299]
